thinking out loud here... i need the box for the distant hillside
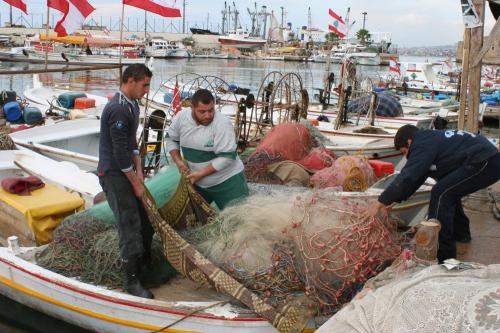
[397,45,457,57]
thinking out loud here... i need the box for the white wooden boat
[0,47,147,65]
[0,246,307,333]
[10,119,100,171]
[24,86,108,118]
[0,149,100,208]
[0,166,431,333]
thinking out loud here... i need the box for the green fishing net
[37,166,181,289]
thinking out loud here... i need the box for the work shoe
[455,234,472,243]
[139,262,170,289]
[139,252,172,288]
[123,258,154,299]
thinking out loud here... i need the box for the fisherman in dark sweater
[97,64,154,298]
[363,125,500,263]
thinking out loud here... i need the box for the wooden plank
[471,19,500,67]
[466,0,486,133]
[459,28,471,130]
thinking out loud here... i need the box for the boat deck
[458,209,500,265]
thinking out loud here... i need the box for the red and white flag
[48,0,95,37]
[328,8,347,38]
[103,27,110,35]
[389,56,401,75]
[3,0,27,14]
[123,0,181,17]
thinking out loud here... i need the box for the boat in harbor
[0,161,432,332]
[218,29,267,50]
[10,119,101,171]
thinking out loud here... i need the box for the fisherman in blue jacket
[363,124,500,263]
[97,64,154,298]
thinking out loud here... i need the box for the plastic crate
[368,159,395,177]
[74,97,96,109]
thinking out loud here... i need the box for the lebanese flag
[328,8,347,38]
[172,79,182,114]
[3,0,27,14]
[123,0,181,17]
[49,0,95,37]
[389,56,401,75]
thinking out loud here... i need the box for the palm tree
[356,29,371,45]
[324,32,340,49]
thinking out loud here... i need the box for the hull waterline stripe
[0,275,197,333]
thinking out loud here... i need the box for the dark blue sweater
[97,92,140,175]
[379,129,498,205]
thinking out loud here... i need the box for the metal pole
[10,5,13,27]
[262,6,267,39]
[44,6,50,68]
[362,12,367,30]
[119,3,125,66]
[182,0,186,33]
[144,11,147,39]
[280,6,284,29]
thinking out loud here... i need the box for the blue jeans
[428,153,500,262]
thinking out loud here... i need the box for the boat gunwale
[0,254,267,322]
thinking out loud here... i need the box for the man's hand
[177,161,190,176]
[187,170,204,184]
[186,164,217,184]
[361,200,390,220]
[132,182,145,198]
[136,169,144,183]
[124,170,145,198]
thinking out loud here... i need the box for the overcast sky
[0,0,496,47]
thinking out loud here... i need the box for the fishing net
[37,167,182,288]
[0,125,15,151]
[182,189,402,315]
[296,148,336,172]
[244,122,332,184]
[310,155,377,191]
[37,215,170,289]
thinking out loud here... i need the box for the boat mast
[119,2,125,66]
[261,5,268,40]
[182,0,186,33]
[233,2,239,31]
[45,6,50,68]
[221,2,227,34]
[247,2,258,36]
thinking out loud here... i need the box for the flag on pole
[3,0,27,14]
[48,0,95,37]
[389,56,401,75]
[123,0,182,17]
[172,79,182,115]
[328,8,347,38]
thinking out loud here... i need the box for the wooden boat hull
[0,250,292,333]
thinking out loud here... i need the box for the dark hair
[121,64,153,84]
[191,89,215,106]
[394,124,418,150]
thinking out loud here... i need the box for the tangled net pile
[244,122,314,184]
[37,167,181,289]
[244,121,377,191]
[310,155,376,191]
[182,189,402,315]
[37,213,171,289]
[0,125,15,150]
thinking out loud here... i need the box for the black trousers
[428,153,500,263]
[99,174,154,261]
